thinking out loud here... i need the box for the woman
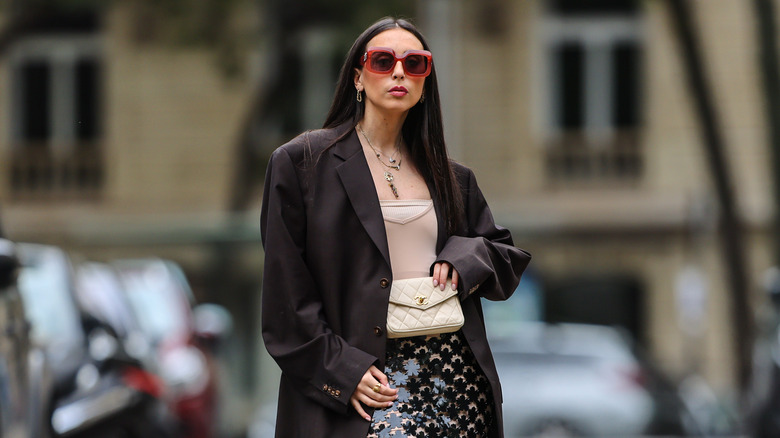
[261,17,531,437]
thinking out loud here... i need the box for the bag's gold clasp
[414,294,429,306]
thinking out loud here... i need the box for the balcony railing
[9,143,104,200]
[545,130,642,188]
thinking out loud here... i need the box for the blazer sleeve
[260,146,377,414]
[434,167,531,301]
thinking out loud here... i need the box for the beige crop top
[379,199,438,280]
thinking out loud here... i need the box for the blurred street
[4,0,780,436]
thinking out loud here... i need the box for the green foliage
[120,0,254,79]
[12,0,418,79]
[269,0,418,36]
[132,0,245,46]
[266,0,419,76]
[31,0,111,11]
[258,0,418,136]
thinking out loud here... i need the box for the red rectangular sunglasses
[361,47,433,77]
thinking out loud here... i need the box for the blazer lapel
[333,129,392,269]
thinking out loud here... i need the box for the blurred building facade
[0,0,264,433]
[0,0,777,430]
[430,0,774,396]
[0,1,257,249]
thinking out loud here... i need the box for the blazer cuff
[433,236,491,301]
[313,350,378,414]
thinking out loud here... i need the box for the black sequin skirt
[367,330,495,438]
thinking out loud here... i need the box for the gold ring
[372,383,382,393]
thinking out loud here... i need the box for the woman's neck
[358,109,407,155]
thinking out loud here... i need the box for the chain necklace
[357,125,402,198]
[357,125,402,171]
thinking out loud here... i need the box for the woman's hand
[432,262,459,291]
[350,365,399,421]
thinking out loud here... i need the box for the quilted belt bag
[386,277,465,338]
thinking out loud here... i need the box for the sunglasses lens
[404,55,428,75]
[366,50,430,76]
[369,52,395,72]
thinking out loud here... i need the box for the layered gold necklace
[357,124,402,198]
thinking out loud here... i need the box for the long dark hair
[323,17,464,235]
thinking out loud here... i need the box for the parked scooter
[14,244,176,438]
[50,317,176,437]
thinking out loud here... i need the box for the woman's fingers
[368,365,387,384]
[432,262,459,291]
[350,366,398,420]
[434,262,449,290]
[351,397,371,421]
[349,388,393,421]
[368,366,396,394]
[358,389,394,406]
[365,367,397,402]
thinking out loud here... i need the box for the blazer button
[379,278,389,288]
[374,326,383,337]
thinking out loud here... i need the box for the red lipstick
[388,86,408,96]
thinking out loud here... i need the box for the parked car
[492,322,655,436]
[16,244,86,394]
[483,297,655,437]
[15,243,173,437]
[0,238,51,438]
[112,258,229,438]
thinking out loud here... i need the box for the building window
[8,35,103,200]
[542,0,643,186]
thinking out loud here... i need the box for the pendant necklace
[358,125,402,198]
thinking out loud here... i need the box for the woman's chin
[367,100,416,115]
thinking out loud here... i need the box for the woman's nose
[392,60,405,79]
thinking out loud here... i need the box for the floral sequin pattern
[367,331,494,438]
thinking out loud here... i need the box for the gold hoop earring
[356,90,363,103]
[419,93,425,103]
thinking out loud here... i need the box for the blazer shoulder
[449,160,476,186]
[274,127,342,165]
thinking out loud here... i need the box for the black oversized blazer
[260,124,531,438]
